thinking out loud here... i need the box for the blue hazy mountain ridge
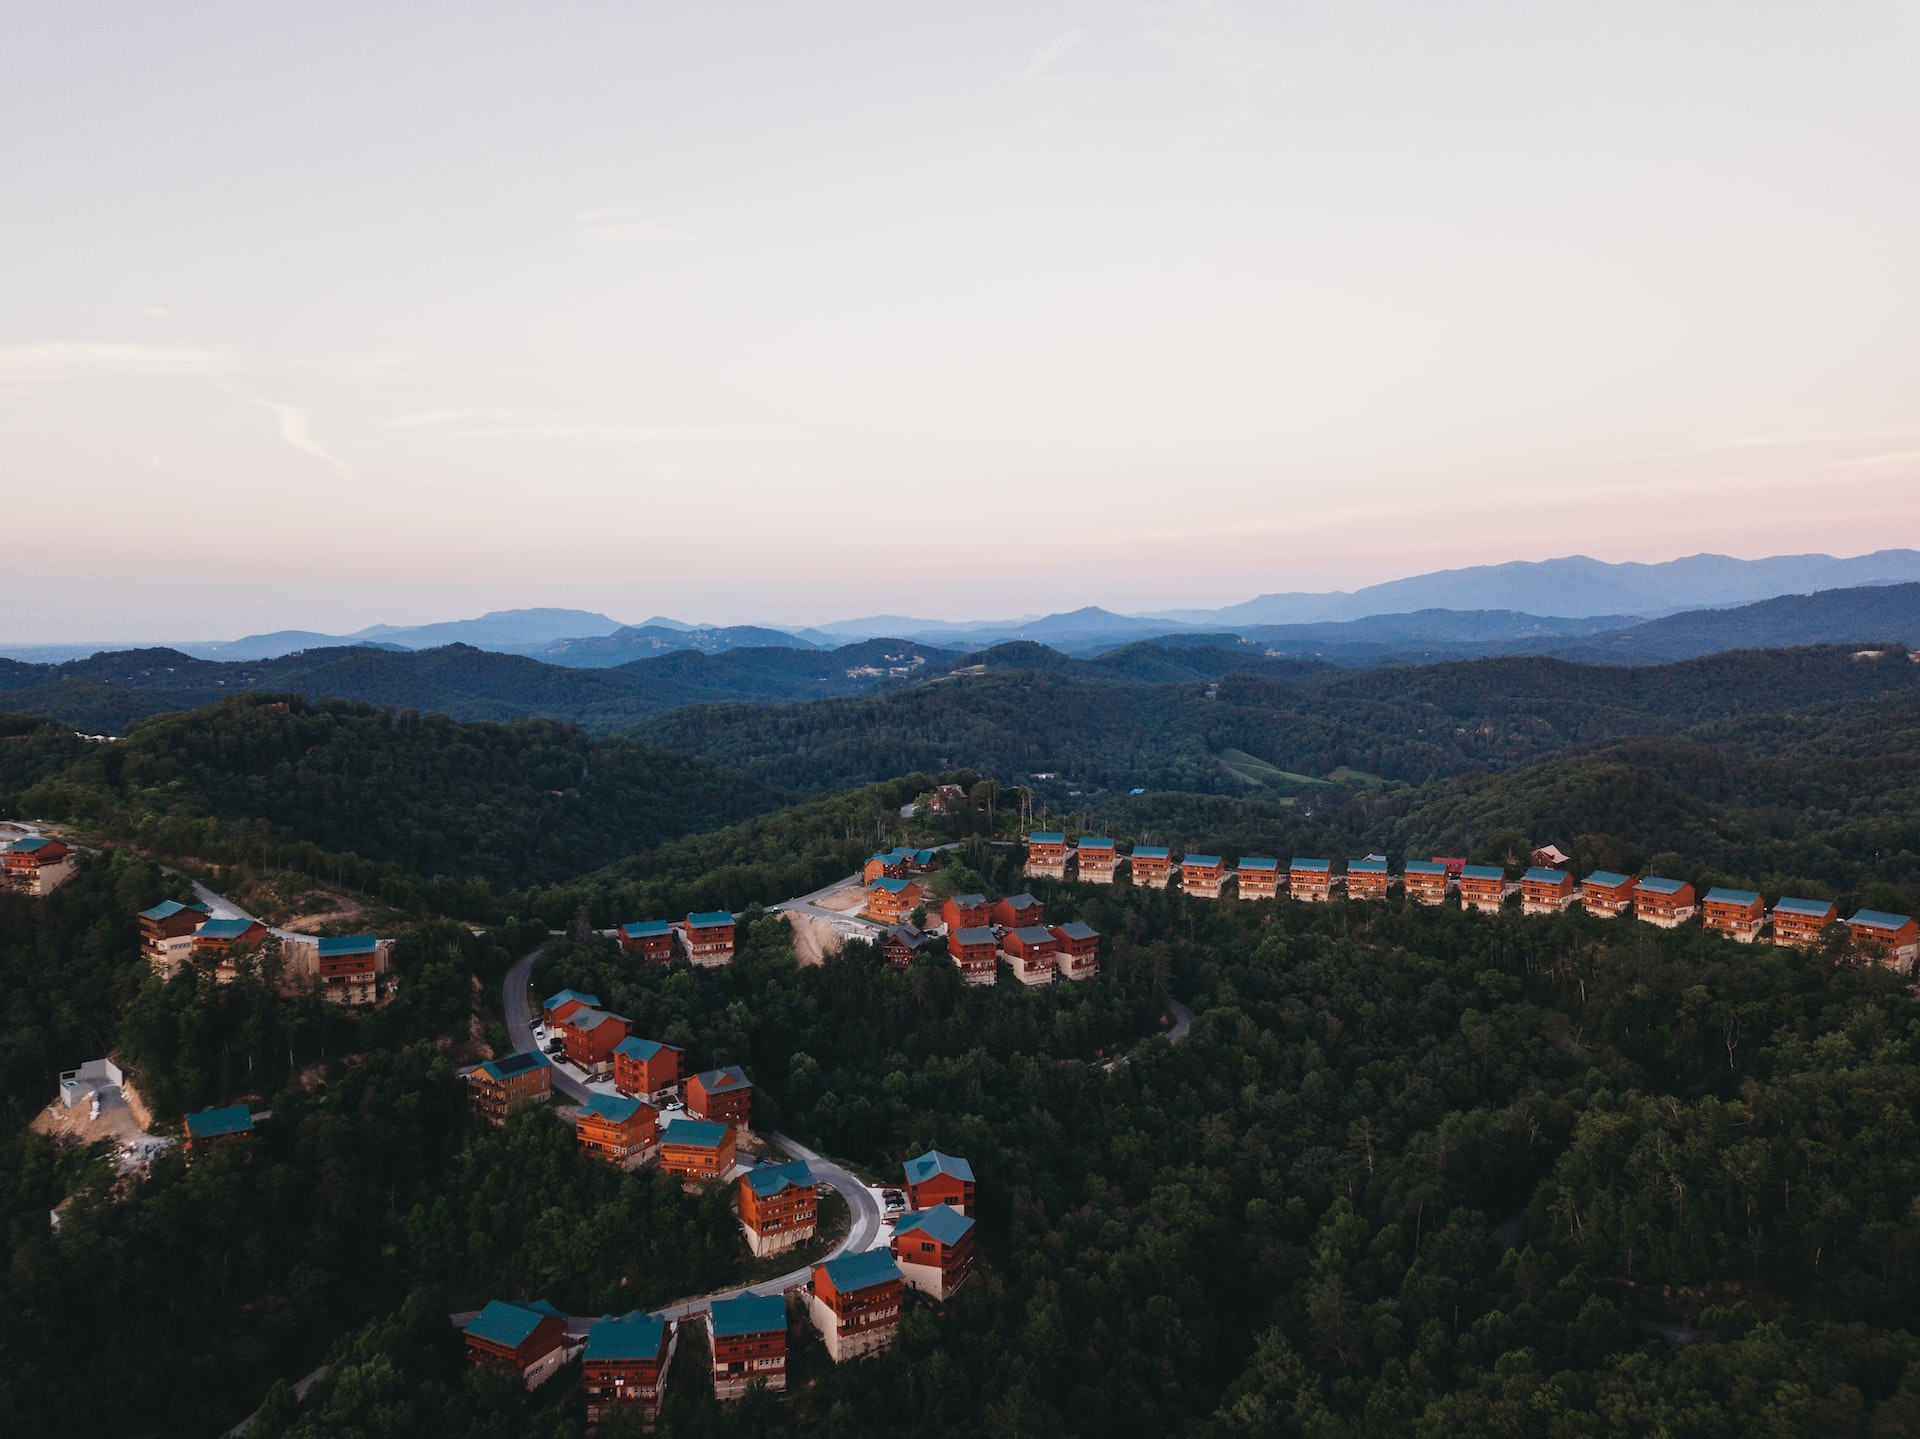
[1153,550,1920,626]
[1544,582,1920,663]
[538,624,819,668]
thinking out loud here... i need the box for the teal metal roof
[466,1298,563,1349]
[614,1036,676,1063]
[1029,831,1066,844]
[1238,856,1278,870]
[745,1158,814,1198]
[1182,854,1222,867]
[1290,858,1330,871]
[479,1051,550,1082]
[195,918,260,940]
[820,1249,902,1292]
[709,1292,786,1339]
[1773,896,1834,917]
[894,1202,973,1245]
[544,988,599,1010]
[1636,876,1688,895]
[317,934,378,956]
[583,1093,642,1123]
[621,920,672,938]
[1523,868,1569,884]
[8,836,57,853]
[905,1148,974,1184]
[1349,858,1388,874]
[1461,865,1505,881]
[662,1117,730,1148]
[688,911,734,928]
[584,1310,666,1362]
[1584,871,1633,888]
[1851,909,1915,932]
[185,1103,253,1139]
[1131,846,1169,859]
[571,1008,627,1033]
[1404,860,1446,875]
[139,899,207,922]
[1077,837,1115,850]
[870,877,913,894]
[1704,887,1761,906]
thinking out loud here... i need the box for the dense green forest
[4,644,1920,1435]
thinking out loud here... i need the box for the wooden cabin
[1580,870,1638,919]
[709,1292,788,1400]
[941,893,990,931]
[864,851,910,884]
[882,924,934,970]
[1520,868,1577,915]
[463,1299,572,1388]
[1847,910,1920,966]
[1702,887,1766,942]
[1050,921,1100,981]
[613,1036,682,1102]
[947,926,999,986]
[139,899,209,977]
[1002,925,1059,986]
[184,1103,254,1154]
[2,836,75,896]
[1346,858,1390,901]
[1633,876,1697,928]
[890,1202,976,1300]
[542,988,599,1027]
[1180,854,1226,899]
[687,1065,754,1131]
[192,917,271,981]
[684,911,736,966]
[1076,837,1117,883]
[583,1311,671,1425]
[1771,896,1837,947]
[315,934,388,1006]
[865,877,923,923]
[1025,831,1071,880]
[618,919,675,963]
[1458,865,1508,913]
[1530,844,1572,869]
[1130,846,1172,889]
[737,1159,817,1257]
[1237,857,1279,900]
[659,1117,737,1179]
[991,892,1044,928]
[467,1050,553,1127]
[810,1250,905,1362]
[1289,859,1334,903]
[1403,860,1450,905]
[575,1093,659,1168]
[560,1008,631,1073]
[903,1148,975,1216]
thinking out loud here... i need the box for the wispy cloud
[390,406,753,445]
[252,400,353,477]
[1023,29,1086,80]
[572,206,687,251]
[0,341,242,383]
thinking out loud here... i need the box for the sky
[6,2,1920,642]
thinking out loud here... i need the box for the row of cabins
[137,899,393,1001]
[2,836,76,895]
[935,891,1100,987]
[615,911,737,967]
[462,1147,979,1418]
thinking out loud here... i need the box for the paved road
[1167,996,1194,1042]
[503,946,593,1102]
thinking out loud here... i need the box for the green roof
[1704,887,1761,906]
[870,877,913,894]
[893,1202,973,1245]
[1182,854,1222,867]
[1029,831,1066,844]
[139,899,207,922]
[688,911,734,928]
[185,1103,253,1139]
[905,1148,974,1184]
[1238,856,1278,870]
[1404,860,1446,875]
[820,1249,902,1292]
[1636,876,1688,895]
[614,1036,676,1063]
[196,918,260,940]
[1584,871,1633,888]
[621,920,672,938]
[1077,837,1115,850]
[583,1310,666,1361]
[478,1051,550,1082]
[465,1298,563,1349]
[709,1292,786,1338]
[1522,868,1568,884]
[745,1159,814,1197]
[1851,910,1915,932]
[544,988,599,1010]
[1131,846,1169,859]
[316,934,378,956]
[662,1116,730,1148]
[583,1093,642,1123]
[1461,865,1505,881]
[1349,858,1388,874]
[1290,858,1330,871]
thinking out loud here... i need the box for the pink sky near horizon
[5,2,1918,641]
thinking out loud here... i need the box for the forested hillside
[6,695,784,891]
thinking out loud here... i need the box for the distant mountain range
[7,550,1920,666]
